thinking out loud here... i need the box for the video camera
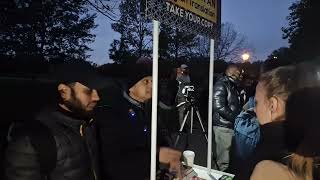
[182,85,196,103]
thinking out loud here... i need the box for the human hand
[159,147,183,179]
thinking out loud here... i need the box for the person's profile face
[254,82,272,125]
[59,82,100,115]
[129,76,153,103]
[228,68,241,81]
[232,69,241,80]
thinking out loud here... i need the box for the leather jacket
[213,76,242,129]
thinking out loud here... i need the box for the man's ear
[58,83,71,101]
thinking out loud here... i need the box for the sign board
[146,0,220,38]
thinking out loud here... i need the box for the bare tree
[86,0,118,21]
[195,35,210,58]
[192,22,249,61]
[215,22,249,62]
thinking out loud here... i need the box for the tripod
[174,98,220,170]
[174,100,207,147]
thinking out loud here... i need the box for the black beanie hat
[127,65,152,89]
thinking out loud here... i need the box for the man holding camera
[213,65,242,171]
[176,64,191,128]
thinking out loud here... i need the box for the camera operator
[176,64,191,127]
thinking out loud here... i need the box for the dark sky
[89,0,296,65]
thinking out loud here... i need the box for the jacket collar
[123,91,144,109]
[260,121,285,143]
[219,75,236,85]
[53,107,93,133]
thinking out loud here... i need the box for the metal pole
[207,39,215,173]
[150,20,159,180]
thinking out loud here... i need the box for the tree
[0,0,97,61]
[263,47,294,69]
[187,23,249,62]
[86,0,118,21]
[282,0,320,61]
[194,35,210,59]
[215,23,249,62]
[267,47,291,61]
[159,25,174,61]
[158,25,198,61]
[169,28,198,61]
[109,0,152,64]
[109,37,136,64]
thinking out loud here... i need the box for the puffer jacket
[5,107,100,180]
[213,75,242,129]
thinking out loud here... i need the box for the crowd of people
[1,59,320,180]
[212,61,320,180]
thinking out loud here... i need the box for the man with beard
[212,64,242,172]
[4,63,104,180]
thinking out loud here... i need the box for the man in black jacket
[5,63,104,180]
[96,69,182,180]
[213,65,242,171]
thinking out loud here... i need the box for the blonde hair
[259,65,296,101]
[287,153,319,180]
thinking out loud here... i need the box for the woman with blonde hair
[237,65,297,180]
[251,87,320,180]
[250,61,320,180]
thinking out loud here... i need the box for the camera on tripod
[182,85,196,103]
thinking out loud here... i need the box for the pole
[207,39,215,173]
[150,20,159,180]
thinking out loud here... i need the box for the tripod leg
[174,110,190,147]
[195,110,220,170]
[195,110,208,141]
[179,110,189,132]
[190,107,194,134]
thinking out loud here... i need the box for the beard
[228,75,241,85]
[64,89,94,119]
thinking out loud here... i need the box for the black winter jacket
[95,88,151,180]
[235,121,288,180]
[213,76,242,129]
[5,108,100,180]
[96,84,177,180]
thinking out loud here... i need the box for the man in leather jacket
[213,64,242,171]
[4,63,104,180]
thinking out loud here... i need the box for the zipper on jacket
[79,120,98,180]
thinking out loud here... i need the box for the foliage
[108,0,152,64]
[282,0,320,61]
[158,25,198,61]
[0,0,97,61]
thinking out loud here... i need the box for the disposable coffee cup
[183,150,195,167]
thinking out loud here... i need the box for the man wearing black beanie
[95,67,182,180]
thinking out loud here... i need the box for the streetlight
[241,53,250,62]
